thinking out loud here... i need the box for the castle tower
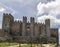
[30,17,35,37]
[40,24,46,36]
[45,19,50,38]
[22,16,27,36]
[35,23,39,37]
[19,21,22,36]
[2,13,14,33]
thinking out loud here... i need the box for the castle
[0,13,58,43]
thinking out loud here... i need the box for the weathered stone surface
[0,13,58,43]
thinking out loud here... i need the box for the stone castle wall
[0,13,58,43]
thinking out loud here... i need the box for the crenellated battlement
[0,13,58,43]
[3,13,13,18]
[2,13,50,36]
[14,20,21,23]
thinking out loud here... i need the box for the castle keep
[0,13,58,43]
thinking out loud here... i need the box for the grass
[0,42,56,47]
[0,42,18,47]
[17,44,40,47]
[17,44,56,47]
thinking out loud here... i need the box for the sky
[0,0,54,28]
[0,0,60,42]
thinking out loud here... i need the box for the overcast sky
[0,0,55,28]
[0,0,60,42]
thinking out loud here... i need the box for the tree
[40,34,47,47]
[7,38,11,46]
[36,37,39,46]
[56,33,59,47]
[29,37,32,47]
[19,42,21,47]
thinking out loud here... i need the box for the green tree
[7,38,11,46]
[40,34,47,47]
[36,37,39,46]
[30,37,32,47]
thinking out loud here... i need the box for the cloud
[15,19,22,21]
[37,0,60,42]
[0,8,5,12]
[37,0,60,26]
[5,6,17,15]
[0,2,17,15]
